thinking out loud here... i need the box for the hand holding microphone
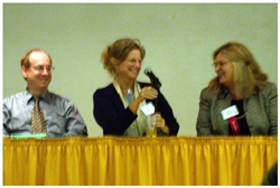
[143,68,170,134]
[138,68,162,101]
[152,113,170,134]
[131,68,161,114]
[139,86,158,101]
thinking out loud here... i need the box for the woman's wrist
[161,125,170,135]
[129,97,143,115]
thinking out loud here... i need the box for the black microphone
[144,68,162,89]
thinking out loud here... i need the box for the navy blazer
[93,82,179,136]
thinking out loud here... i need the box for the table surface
[3,136,278,185]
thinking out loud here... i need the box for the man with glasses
[3,49,88,137]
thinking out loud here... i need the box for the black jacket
[93,82,179,136]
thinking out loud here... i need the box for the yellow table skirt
[3,136,277,185]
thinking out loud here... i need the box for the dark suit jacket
[93,82,179,136]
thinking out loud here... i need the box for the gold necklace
[236,113,246,120]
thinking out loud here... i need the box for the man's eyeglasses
[31,65,55,73]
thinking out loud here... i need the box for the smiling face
[214,52,234,88]
[115,49,142,82]
[21,51,52,96]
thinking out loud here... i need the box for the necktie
[31,97,46,134]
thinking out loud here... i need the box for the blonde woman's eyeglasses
[212,61,230,68]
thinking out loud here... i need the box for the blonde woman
[196,42,277,136]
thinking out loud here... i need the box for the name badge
[221,105,239,120]
[141,102,155,116]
